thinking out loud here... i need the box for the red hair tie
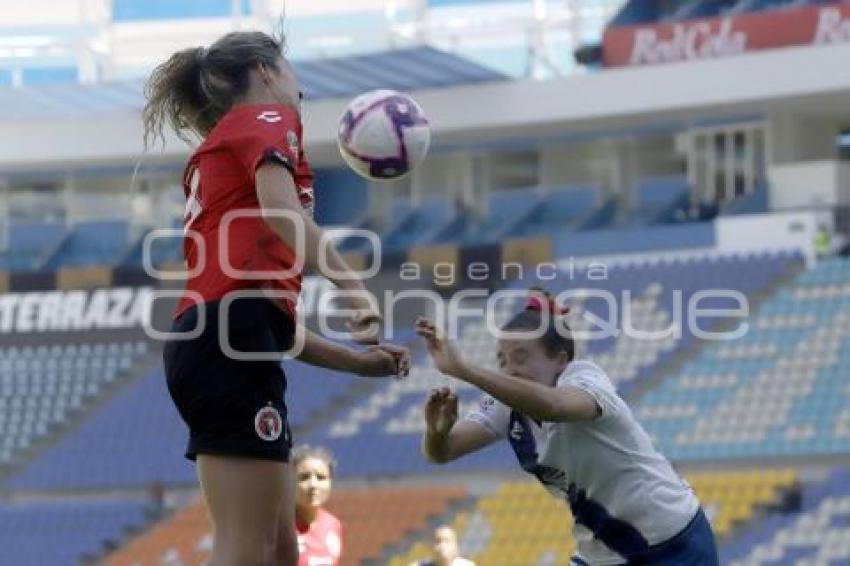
[524,294,570,316]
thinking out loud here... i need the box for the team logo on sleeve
[257,110,283,123]
[479,396,496,412]
[286,130,299,153]
[254,404,283,442]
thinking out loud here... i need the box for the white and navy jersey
[465,360,699,565]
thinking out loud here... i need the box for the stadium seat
[723,469,850,565]
[0,498,148,565]
[44,220,130,269]
[0,339,153,469]
[638,256,850,461]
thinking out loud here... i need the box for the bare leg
[198,454,292,566]
[275,465,299,565]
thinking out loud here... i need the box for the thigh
[198,454,290,549]
[275,464,298,564]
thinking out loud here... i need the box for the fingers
[370,344,411,379]
[426,387,453,404]
[415,318,442,350]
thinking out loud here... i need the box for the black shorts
[162,297,295,462]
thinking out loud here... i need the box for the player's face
[433,527,458,561]
[295,457,332,510]
[497,337,566,386]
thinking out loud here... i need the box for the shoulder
[472,394,510,420]
[319,508,342,529]
[464,394,509,437]
[556,360,624,419]
[556,360,612,389]
[212,104,300,143]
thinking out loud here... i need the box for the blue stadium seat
[44,220,129,269]
[0,221,66,271]
[0,498,148,565]
[382,198,455,251]
[0,340,150,468]
[507,187,598,238]
[5,356,359,490]
[430,190,542,245]
[638,256,850,462]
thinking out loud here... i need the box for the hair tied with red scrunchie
[524,290,570,316]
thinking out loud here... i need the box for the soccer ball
[337,89,431,181]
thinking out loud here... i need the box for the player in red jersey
[145,31,409,566]
[292,445,343,566]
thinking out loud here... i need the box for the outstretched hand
[415,317,466,377]
[424,386,458,436]
[355,342,411,379]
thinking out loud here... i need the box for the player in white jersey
[416,291,719,565]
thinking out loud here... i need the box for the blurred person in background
[410,525,476,566]
[293,445,343,566]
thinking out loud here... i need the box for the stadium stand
[0,221,66,272]
[103,485,468,566]
[3,359,360,490]
[44,220,130,269]
[636,256,850,461]
[689,469,799,537]
[0,340,148,467]
[1,175,773,273]
[0,498,149,565]
[390,470,799,565]
[722,469,850,565]
[507,186,599,238]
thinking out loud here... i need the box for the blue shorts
[571,508,719,565]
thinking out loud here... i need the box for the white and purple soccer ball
[337,89,431,181]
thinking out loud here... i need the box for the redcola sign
[602,4,850,67]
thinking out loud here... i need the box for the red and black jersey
[174,104,315,320]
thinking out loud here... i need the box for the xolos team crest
[254,403,283,442]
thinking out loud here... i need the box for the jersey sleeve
[557,361,624,420]
[228,105,303,177]
[464,394,510,438]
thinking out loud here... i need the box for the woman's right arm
[422,388,498,464]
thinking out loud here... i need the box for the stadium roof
[0,46,507,122]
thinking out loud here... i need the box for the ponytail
[142,30,286,148]
[142,46,209,148]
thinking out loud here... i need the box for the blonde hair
[142,30,285,147]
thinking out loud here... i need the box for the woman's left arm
[297,329,409,378]
[454,365,598,423]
